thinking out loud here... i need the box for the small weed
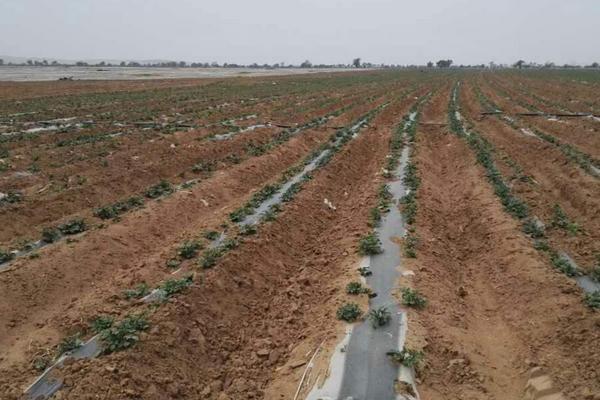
[94,196,143,219]
[346,281,366,295]
[0,249,14,263]
[584,291,600,309]
[386,348,424,368]
[240,224,257,236]
[33,354,52,372]
[57,334,83,356]
[99,314,149,354]
[90,316,114,333]
[191,161,215,174]
[336,303,362,322]
[0,190,23,204]
[533,239,550,252]
[41,227,61,243]
[166,258,181,269]
[358,267,372,277]
[550,252,579,277]
[368,207,381,227]
[550,204,580,235]
[591,266,600,283]
[358,233,383,255]
[160,275,193,297]
[401,287,427,308]
[124,283,150,299]
[178,240,202,259]
[199,247,224,268]
[203,230,219,241]
[368,306,391,328]
[404,232,419,258]
[144,180,173,199]
[229,205,253,223]
[58,219,87,235]
[522,218,545,238]
[377,184,393,212]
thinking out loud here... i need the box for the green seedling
[401,287,427,308]
[90,316,114,333]
[359,233,383,255]
[178,240,202,259]
[58,219,86,235]
[387,348,424,368]
[99,314,149,354]
[584,291,600,309]
[368,306,391,328]
[336,303,362,322]
[124,283,150,299]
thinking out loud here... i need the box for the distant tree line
[0,57,598,70]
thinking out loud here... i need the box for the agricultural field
[0,69,599,400]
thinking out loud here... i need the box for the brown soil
[407,88,600,399]
[0,71,598,400]
[0,86,420,399]
[461,81,600,270]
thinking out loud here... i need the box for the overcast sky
[1,0,598,65]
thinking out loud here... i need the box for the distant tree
[592,62,599,68]
[544,61,555,69]
[51,60,58,66]
[426,61,433,68]
[513,60,525,69]
[0,59,3,66]
[178,61,186,68]
[436,59,453,68]
[352,58,361,68]
[120,61,126,67]
[300,60,312,68]
[75,61,89,66]
[27,60,33,66]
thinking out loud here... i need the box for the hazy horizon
[1,0,599,66]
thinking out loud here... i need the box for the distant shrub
[58,219,87,235]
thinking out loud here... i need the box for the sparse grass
[549,252,579,277]
[377,184,393,212]
[368,306,391,328]
[584,291,600,309]
[401,287,427,308]
[240,224,257,235]
[550,204,580,235]
[404,231,419,258]
[386,348,424,368]
[90,316,114,333]
[99,314,149,354]
[358,233,383,255]
[0,249,14,263]
[57,334,83,356]
[368,207,381,227]
[160,275,193,297]
[336,303,362,322]
[94,196,143,220]
[191,160,215,174]
[144,180,173,199]
[124,283,150,299]
[0,190,23,204]
[346,281,368,295]
[203,230,220,241]
[166,258,181,269]
[178,240,202,259]
[522,218,545,238]
[199,247,225,269]
[41,227,61,243]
